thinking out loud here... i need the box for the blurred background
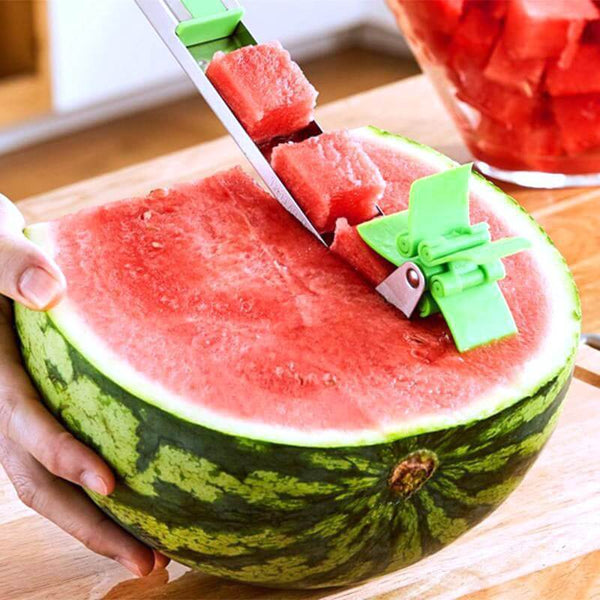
[0,0,418,201]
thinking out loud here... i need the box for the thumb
[0,195,66,310]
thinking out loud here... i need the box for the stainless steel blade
[135,0,326,245]
[376,262,426,318]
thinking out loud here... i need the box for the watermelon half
[15,128,580,589]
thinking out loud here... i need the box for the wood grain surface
[3,75,600,599]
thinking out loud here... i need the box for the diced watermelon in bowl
[390,0,600,186]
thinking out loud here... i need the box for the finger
[153,550,171,570]
[0,436,157,577]
[0,194,65,310]
[0,306,115,496]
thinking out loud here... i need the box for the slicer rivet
[406,268,420,289]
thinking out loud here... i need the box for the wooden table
[2,75,600,599]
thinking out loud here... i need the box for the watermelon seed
[389,450,438,499]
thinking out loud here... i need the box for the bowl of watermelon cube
[389,0,600,188]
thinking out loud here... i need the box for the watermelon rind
[15,304,572,588]
[14,129,580,588]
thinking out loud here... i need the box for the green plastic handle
[402,163,472,256]
[356,164,531,353]
[423,237,531,267]
[434,282,518,352]
[176,0,244,47]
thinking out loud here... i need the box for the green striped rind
[15,305,573,588]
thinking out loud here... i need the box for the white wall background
[0,0,402,153]
[47,0,397,112]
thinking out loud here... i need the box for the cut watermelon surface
[16,128,579,587]
[271,131,383,232]
[21,127,579,446]
[206,41,317,143]
[331,218,393,286]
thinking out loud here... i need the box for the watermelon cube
[553,93,600,154]
[454,57,541,127]
[473,114,563,171]
[206,41,318,143]
[582,19,600,43]
[331,218,394,286]
[271,131,384,233]
[391,0,467,64]
[484,38,545,97]
[546,45,600,96]
[502,0,599,61]
[447,5,502,69]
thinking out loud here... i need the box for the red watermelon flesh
[447,5,502,70]
[354,134,440,213]
[473,115,563,171]
[331,218,393,286]
[546,45,600,96]
[453,57,541,127]
[470,0,509,19]
[271,131,384,232]
[36,152,555,438]
[502,0,599,61]
[553,93,600,154]
[206,41,318,143]
[583,18,600,43]
[395,0,465,34]
[484,38,546,97]
[388,0,459,65]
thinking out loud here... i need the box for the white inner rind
[26,127,580,448]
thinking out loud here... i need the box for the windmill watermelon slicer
[136,0,532,353]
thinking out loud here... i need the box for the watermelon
[472,114,564,172]
[394,0,465,35]
[553,93,600,154]
[387,0,458,65]
[502,0,599,61]
[484,38,546,97]
[546,45,600,96]
[453,56,542,127]
[447,4,502,70]
[271,131,384,232]
[206,41,318,143]
[331,218,393,285]
[15,128,580,589]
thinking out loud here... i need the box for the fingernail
[81,472,109,496]
[117,558,144,578]
[18,267,62,310]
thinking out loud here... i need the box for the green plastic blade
[427,237,531,267]
[356,211,409,266]
[177,0,244,47]
[433,281,517,352]
[405,163,472,256]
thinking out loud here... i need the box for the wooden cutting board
[3,75,600,599]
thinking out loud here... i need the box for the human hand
[0,195,167,576]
